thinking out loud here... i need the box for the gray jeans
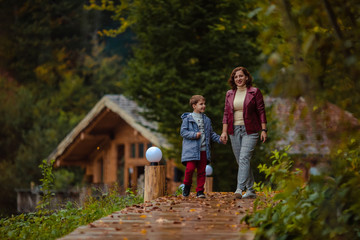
[229,125,258,191]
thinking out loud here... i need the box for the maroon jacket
[222,87,267,135]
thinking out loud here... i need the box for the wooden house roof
[266,96,360,155]
[48,94,169,164]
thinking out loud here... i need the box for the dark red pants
[183,151,207,192]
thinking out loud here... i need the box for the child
[180,95,223,198]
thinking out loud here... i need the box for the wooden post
[204,176,213,193]
[144,165,165,202]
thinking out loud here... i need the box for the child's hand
[196,132,201,139]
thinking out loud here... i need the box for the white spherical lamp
[146,147,162,165]
[205,165,213,176]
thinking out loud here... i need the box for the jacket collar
[228,87,256,108]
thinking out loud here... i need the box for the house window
[147,143,152,150]
[131,143,136,158]
[138,143,144,158]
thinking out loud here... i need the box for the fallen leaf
[89,223,96,228]
[140,229,147,234]
[140,215,147,218]
[156,218,165,223]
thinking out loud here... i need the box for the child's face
[193,100,206,113]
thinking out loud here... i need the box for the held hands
[220,132,228,144]
[196,132,201,139]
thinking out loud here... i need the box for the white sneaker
[234,189,243,199]
[242,190,256,199]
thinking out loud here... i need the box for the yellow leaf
[140,229,147,234]
[189,209,196,212]
[140,215,147,218]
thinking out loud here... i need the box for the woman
[220,66,267,199]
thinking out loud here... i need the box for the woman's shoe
[234,189,243,199]
[242,190,256,199]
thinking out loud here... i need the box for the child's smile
[193,100,206,113]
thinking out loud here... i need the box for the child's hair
[189,95,205,107]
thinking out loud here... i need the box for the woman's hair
[189,95,205,107]
[227,66,253,89]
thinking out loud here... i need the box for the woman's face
[234,70,248,88]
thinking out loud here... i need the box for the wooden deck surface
[60,192,255,240]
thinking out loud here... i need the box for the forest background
[0,0,359,216]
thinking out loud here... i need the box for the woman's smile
[234,70,247,87]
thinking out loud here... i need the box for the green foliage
[53,169,76,191]
[37,159,56,210]
[252,0,360,118]
[0,76,34,162]
[0,187,143,240]
[244,140,360,240]
[0,155,143,240]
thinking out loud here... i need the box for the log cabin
[47,94,181,194]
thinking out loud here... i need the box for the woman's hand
[260,131,267,143]
[220,132,228,144]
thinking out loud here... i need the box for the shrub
[244,140,360,240]
[0,186,143,240]
[0,159,143,240]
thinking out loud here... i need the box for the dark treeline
[0,0,131,215]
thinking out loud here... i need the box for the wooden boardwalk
[60,192,255,240]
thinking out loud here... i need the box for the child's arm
[209,122,222,144]
[180,118,200,140]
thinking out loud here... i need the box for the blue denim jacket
[180,112,222,165]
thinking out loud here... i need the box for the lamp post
[204,165,213,193]
[144,147,165,201]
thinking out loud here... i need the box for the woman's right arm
[221,92,229,144]
[221,124,228,144]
